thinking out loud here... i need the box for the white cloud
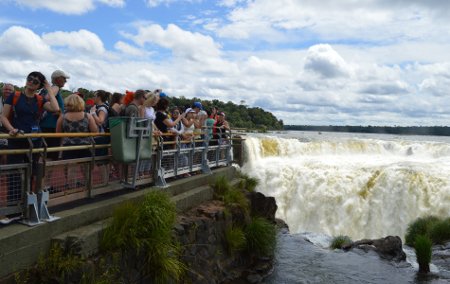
[14,0,124,15]
[145,0,201,8]
[0,26,52,60]
[218,0,246,8]
[125,23,221,61]
[15,0,95,15]
[97,0,125,7]
[304,44,350,78]
[242,56,291,76]
[42,30,105,55]
[114,41,148,57]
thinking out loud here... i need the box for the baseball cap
[159,92,168,98]
[218,112,225,117]
[193,101,203,110]
[51,70,70,79]
[185,108,196,113]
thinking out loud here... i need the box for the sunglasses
[27,76,41,85]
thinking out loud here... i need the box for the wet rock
[247,192,277,223]
[343,236,406,262]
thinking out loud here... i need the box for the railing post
[202,132,211,174]
[19,192,41,226]
[87,137,96,198]
[155,136,167,187]
[37,189,59,222]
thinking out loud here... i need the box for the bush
[405,216,440,247]
[415,235,432,273]
[245,217,276,256]
[212,175,232,198]
[330,235,352,249]
[223,187,249,211]
[429,218,450,245]
[100,191,185,283]
[225,226,246,254]
[238,172,259,192]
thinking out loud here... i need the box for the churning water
[241,131,450,283]
[242,131,450,240]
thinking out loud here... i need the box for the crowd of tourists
[0,70,231,165]
[0,70,231,224]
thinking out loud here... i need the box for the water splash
[242,135,450,240]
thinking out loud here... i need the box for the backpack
[96,102,117,132]
[9,91,44,122]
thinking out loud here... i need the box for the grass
[429,218,450,245]
[100,191,186,283]
[415,235,432,273]
[245,217,276,256]
[212,175,232,198]
[405,216,440,247]
[237,172,259,192]
[15,240,85,284]
[405,216,450,247]
[330,235,352,249]
[223,187,249,211]
[225,226,246,254]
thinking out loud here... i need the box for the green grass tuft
[429,218,450,245]
[212,175,232,198]
[405,216,440,247]
[415,235,432,273]
[100,191,186,283]
[238,172,259,192]
[330,235,352,249]
[245,217,276,256]
[225,226,246,254]
[223,187,249,211]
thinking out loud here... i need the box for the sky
[1,0,450,126]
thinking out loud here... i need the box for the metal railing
[0,127,237,226]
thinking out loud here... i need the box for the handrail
[0,133,110,139]
[0,126,238,225]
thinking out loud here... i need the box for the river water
[241,131,450,283]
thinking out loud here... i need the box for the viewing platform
[0,120,246,280]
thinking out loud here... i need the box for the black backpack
[96,103,115,132]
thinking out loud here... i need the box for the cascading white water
[242,133,450,240]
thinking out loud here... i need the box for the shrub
[330,235,352,249]
[238,172,259,192]
[223,187,249,211]
[415,235,432,273]
[31,241,84,284]
[212,175,232,198]
[245,217,276,256]
[429,218,450,245]
[225,226,246,254]
[100,191,185,283]
[405,216,440,247]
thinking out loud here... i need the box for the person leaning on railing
[56,94,97,189]
[0,72,60,210]
[0,83,14,164]
[154,97,186,142]
[56,94,98,159]
[212,112,230,145]
[0,72,60,164]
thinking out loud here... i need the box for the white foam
[242,135,450,240]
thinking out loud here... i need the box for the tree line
[1,83,284,131]
[285,125,450,136]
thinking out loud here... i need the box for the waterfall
[242,134,450,240]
